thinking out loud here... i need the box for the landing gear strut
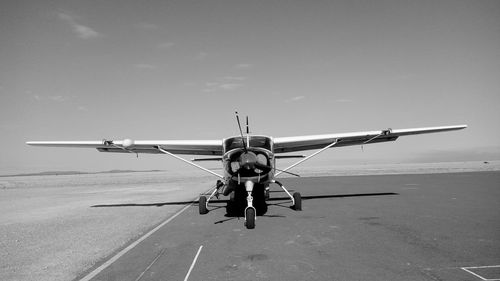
[244,180,256,229]
[199,180,224,215]
[272,180,302,211]
[200,180,300,229]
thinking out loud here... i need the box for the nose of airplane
[239,151,257,170]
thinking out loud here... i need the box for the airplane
[26,113,467,229]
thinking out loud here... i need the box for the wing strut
[363,128,392,144]
[275,139,338,177]
[361,128,392,151]
[155,146,223,179]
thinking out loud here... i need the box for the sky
[1,0,499,175]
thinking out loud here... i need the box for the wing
[26,139,223,156]
[273,125,467,153]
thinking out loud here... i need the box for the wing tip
[453,124,468,130]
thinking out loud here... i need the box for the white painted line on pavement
[184,245,204,281]
[462,268,488,281]
[78,203,194,281]
[461,265,500,281]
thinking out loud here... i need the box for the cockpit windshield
[224,136,272,152]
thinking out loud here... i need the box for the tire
[264,188,270,200]
[199,196,208,214]
[245,208,255,229]
[293,192,302,211]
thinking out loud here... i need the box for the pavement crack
[134,248,166,281]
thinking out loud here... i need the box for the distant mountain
[0,170,164,177]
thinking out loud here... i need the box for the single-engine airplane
[27,113,466,229]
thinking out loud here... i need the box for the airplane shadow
[213,214,287,225]
[91,192,398,222]
[91,200,207,208]
[265,192,398,208]
[91,192,398,208]
[279,192,397,201]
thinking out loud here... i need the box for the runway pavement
[78,171,500,281]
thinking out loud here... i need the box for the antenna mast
[246,116,249,134]
[235,111,248,152]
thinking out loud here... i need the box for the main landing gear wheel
[293,192,302,211]
[245,208,256,229]
[199,196,208,214]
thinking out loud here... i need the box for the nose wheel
[245,207,255,229]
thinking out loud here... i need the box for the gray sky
[1,0,499,174]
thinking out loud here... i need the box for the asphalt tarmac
[79,171,500,281]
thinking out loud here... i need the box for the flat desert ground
[1,161,499,281]
[0,171,214,281]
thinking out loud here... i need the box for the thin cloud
[335,98,354,103]
[157,42,175,49]
[202,76,246,92]
[203,82,243,93]
[194,52,208,60]
[73,25,101,39]
[49,95,68,102]
[134,22,159,30]
[235,63,253,69]
[286,96,305,103]
[219,83,243,90]
[58,12,103,39]
[222,76,246,81]
[32,94,72,102]
[134,63,157,70]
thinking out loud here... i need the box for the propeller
[239,151,258,170]
[237,151,300,177]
